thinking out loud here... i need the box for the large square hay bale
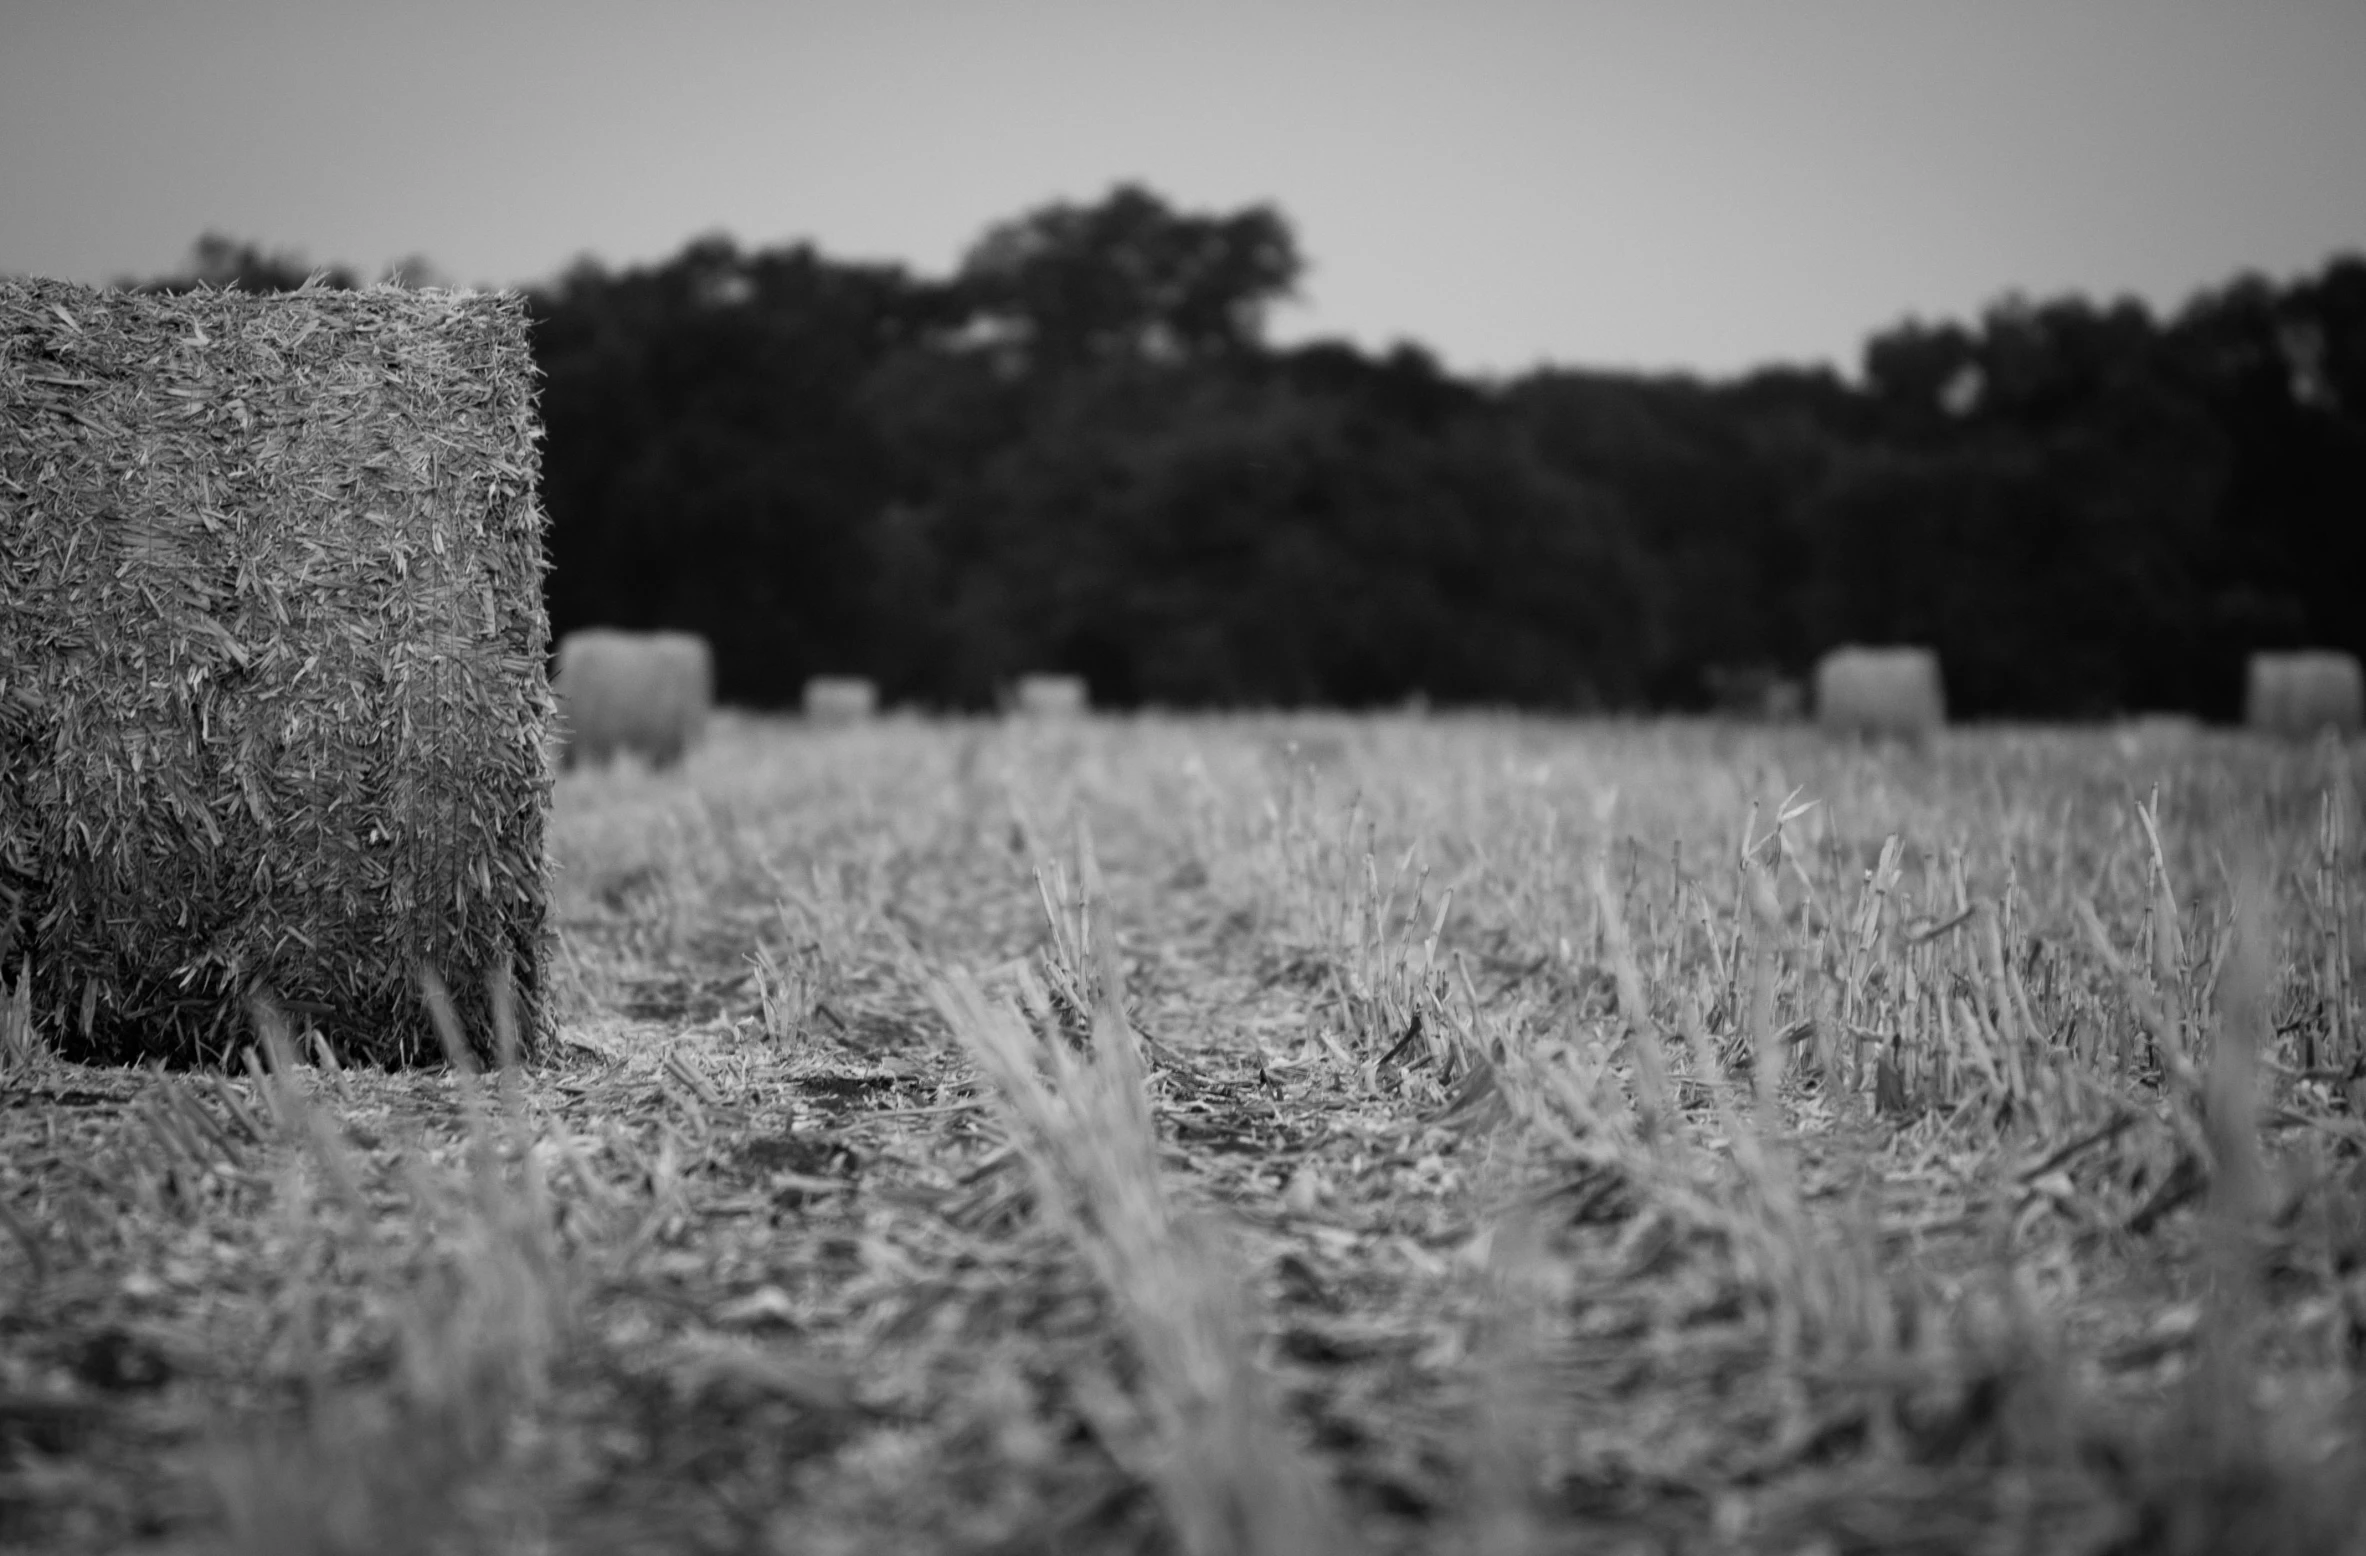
[0,278,553,1066]
[1013,673,1089,718]
[801,675,878,723]
[553,629,712,768]
[1814,645,1946,737]
[2245,650,2364,738]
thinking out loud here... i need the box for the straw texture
[0,278,553,1065]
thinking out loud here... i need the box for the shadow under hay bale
[1012,674,1089,718]
[2245,651,2364,739]
[801,675,877,723]
[553,629,712,769]
[1814,645,1946,738]
[0,279,553,1067]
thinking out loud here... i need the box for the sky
[4,1,2362,378]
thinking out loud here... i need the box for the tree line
[135,192,2366,718]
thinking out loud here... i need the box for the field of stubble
[3,712,2363,1555]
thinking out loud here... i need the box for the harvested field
[3,714,2364,1554]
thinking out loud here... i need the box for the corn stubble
[3,714,2364,1554]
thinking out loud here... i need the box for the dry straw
[0,278,553,1066]
[553,628,712,768]
[800,675,877,723]
[2244,650,2363,738]
[1814,645,1946,737]
[1013,673,1089,718]
[929,957,1344,1556]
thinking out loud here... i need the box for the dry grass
[206,998,565,1556]
[3,712,2363,1553]
[930,835,1344,1555]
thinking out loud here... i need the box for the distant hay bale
[0,278,552,1066]
[1814,646,1946,737]
[1014,674,1089,718]
[554,629,712,769]
[2112,713,2203,762]
[2245,650,2364,738]
[2119,712,2203,743]
[1705,663,1806,722]
[802,676,878,723]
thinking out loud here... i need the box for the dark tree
[956,183,1301,371]
[531,235,946,703]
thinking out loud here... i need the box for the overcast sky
[4,1,2361,377]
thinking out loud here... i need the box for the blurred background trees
[133,203,2366,717]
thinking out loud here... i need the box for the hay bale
[1014,674,1089,718]
[2112,713,2203,762]
[2117,712,2202,742]
[2245,650,2364,738]
[802,676,877,723]
[553,629,712,769]
[1814,646,1946,737]
[0,278,552,1066]
[1705,663,1806,722]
